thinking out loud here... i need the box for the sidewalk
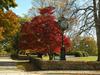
[0,57,29,62]
[0,70,100,75]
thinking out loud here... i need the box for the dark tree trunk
[97,0,100,61]
[60,46,66,60]
[49,54,53,60]
[93,0,100,61]
[37,53,42,58]
[60,32,66,60]
[48,49,54,60]
[96,24,100,61]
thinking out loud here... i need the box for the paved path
[0,57,29,62]
[0,57,29,71]
[0,70,100,75]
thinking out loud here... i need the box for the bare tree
[93,0,100,61]
[71,0,100,61]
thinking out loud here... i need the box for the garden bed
[30,57,100,70]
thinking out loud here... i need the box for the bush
[67,51,89,57]
[74,51,83,57]
[10,50,18,59]
[82,51,89,57]
[0,50,8,56]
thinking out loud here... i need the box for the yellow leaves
[84,37,94,44]
[50,0,68,8]
[0,9,3,14]
[0,10,20,41]
[0,27,5,41]
[0,27,4,33]
[10,28,19,36]
[0,9,5,19]
[5,10,18,22]
[58,2,65,8]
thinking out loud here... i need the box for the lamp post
[58,16,69,60]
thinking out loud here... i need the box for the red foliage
[39,6,55,15]
[54,36,71,54]
[19,6,71,54]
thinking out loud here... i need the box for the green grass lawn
[42,56,97,61]
[66,56,97,61]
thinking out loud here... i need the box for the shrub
[74,51,83,57]
[82,51,89,57]
[0,50,8,56]
[10,50,18,59]
[67,51,89,57]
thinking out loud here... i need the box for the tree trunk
[48,49,54,60]
[96,24,100,61]
[49,54,53,60]
[93,0,100,61]
[37,53,42,58]
[97,0,100,61]
[60,32,66,60]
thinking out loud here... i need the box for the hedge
[30,57,100,70]
[11,54,30,60]
[67,51,89,57]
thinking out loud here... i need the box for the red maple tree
[19,6,71,56]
